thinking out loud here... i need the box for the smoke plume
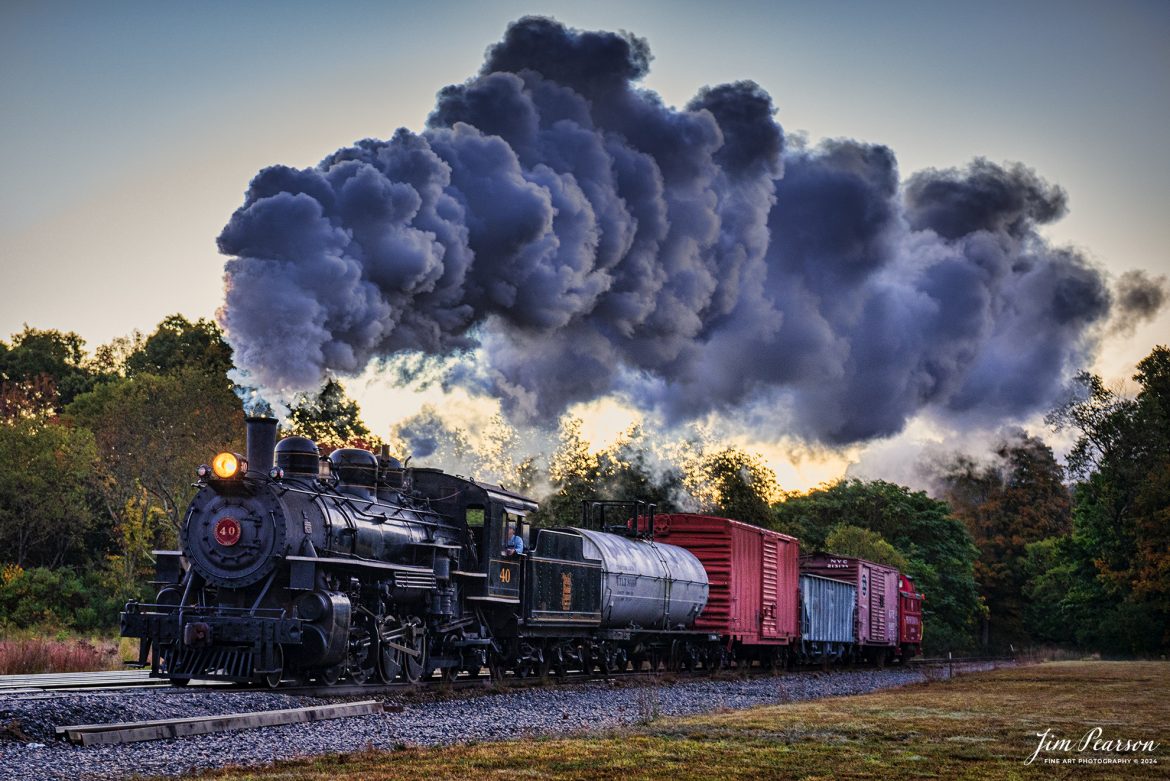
[218,16,1159,445]
[1109,269,1167,336]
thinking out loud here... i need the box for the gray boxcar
[799,574,856,663]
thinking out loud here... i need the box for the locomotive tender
[121,417,712,685]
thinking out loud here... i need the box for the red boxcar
[654,514,800,658]
[898,572,924,657]
[801,553,900,656]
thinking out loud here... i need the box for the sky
[2,1,1168,490]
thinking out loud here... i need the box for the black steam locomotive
[121,417,711,686]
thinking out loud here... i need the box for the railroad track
[0,666,654,696]
[0,669,172,693]
[1,655,1015,696]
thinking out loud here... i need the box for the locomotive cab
[405,467,537,604]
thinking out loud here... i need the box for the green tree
[286,379,374,450]
[824,524,909,570]
[535,418,680,527]
[774,479,982,652]
[0,327,101,409]
[538,417,601,526]
[66,368,244,588]
[0,414,99,568]
[125,314,234,381]
[679,444,780,527]
[1044,346,1170,652]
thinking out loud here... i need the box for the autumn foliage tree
[939,431,1071,649]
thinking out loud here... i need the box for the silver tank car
[575,529,708,629]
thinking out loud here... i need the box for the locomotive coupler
[183,621,213,647]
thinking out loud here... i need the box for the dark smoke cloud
[219,16,1133,445]
[1109,269,1167,336]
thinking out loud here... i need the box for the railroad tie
[55,700,385,746]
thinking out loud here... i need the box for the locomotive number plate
[215,517,241,546]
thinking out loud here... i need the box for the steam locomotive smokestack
[246,416,278,476]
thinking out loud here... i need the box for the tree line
[0,316,1165,655]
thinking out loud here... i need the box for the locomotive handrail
[284,554,436,575]
[126,601,287,618]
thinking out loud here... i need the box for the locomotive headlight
[211,451,247,479]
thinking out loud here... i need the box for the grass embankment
[197,661,1167,781]
[0,634,136,675]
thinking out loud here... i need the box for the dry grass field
[0,635,129,675]
[197,661,1167,781]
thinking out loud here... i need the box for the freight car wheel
[487,653,506,683]
[703,647,725,671]
[551,645,568,678]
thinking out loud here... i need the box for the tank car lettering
[615,574,637,588]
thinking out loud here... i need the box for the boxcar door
[760,536,780,639]
[868,566,888,645]
[857,563,872,643]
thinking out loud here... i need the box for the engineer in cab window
[503,523,525,556]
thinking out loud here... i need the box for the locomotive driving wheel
[378,641,403,684]
[401,617,427,684]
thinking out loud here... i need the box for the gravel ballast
[0,667,979,780]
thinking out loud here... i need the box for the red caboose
[654,513,800,667]
[898,572,924,659]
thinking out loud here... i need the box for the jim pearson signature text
[1027,727,1160,765]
